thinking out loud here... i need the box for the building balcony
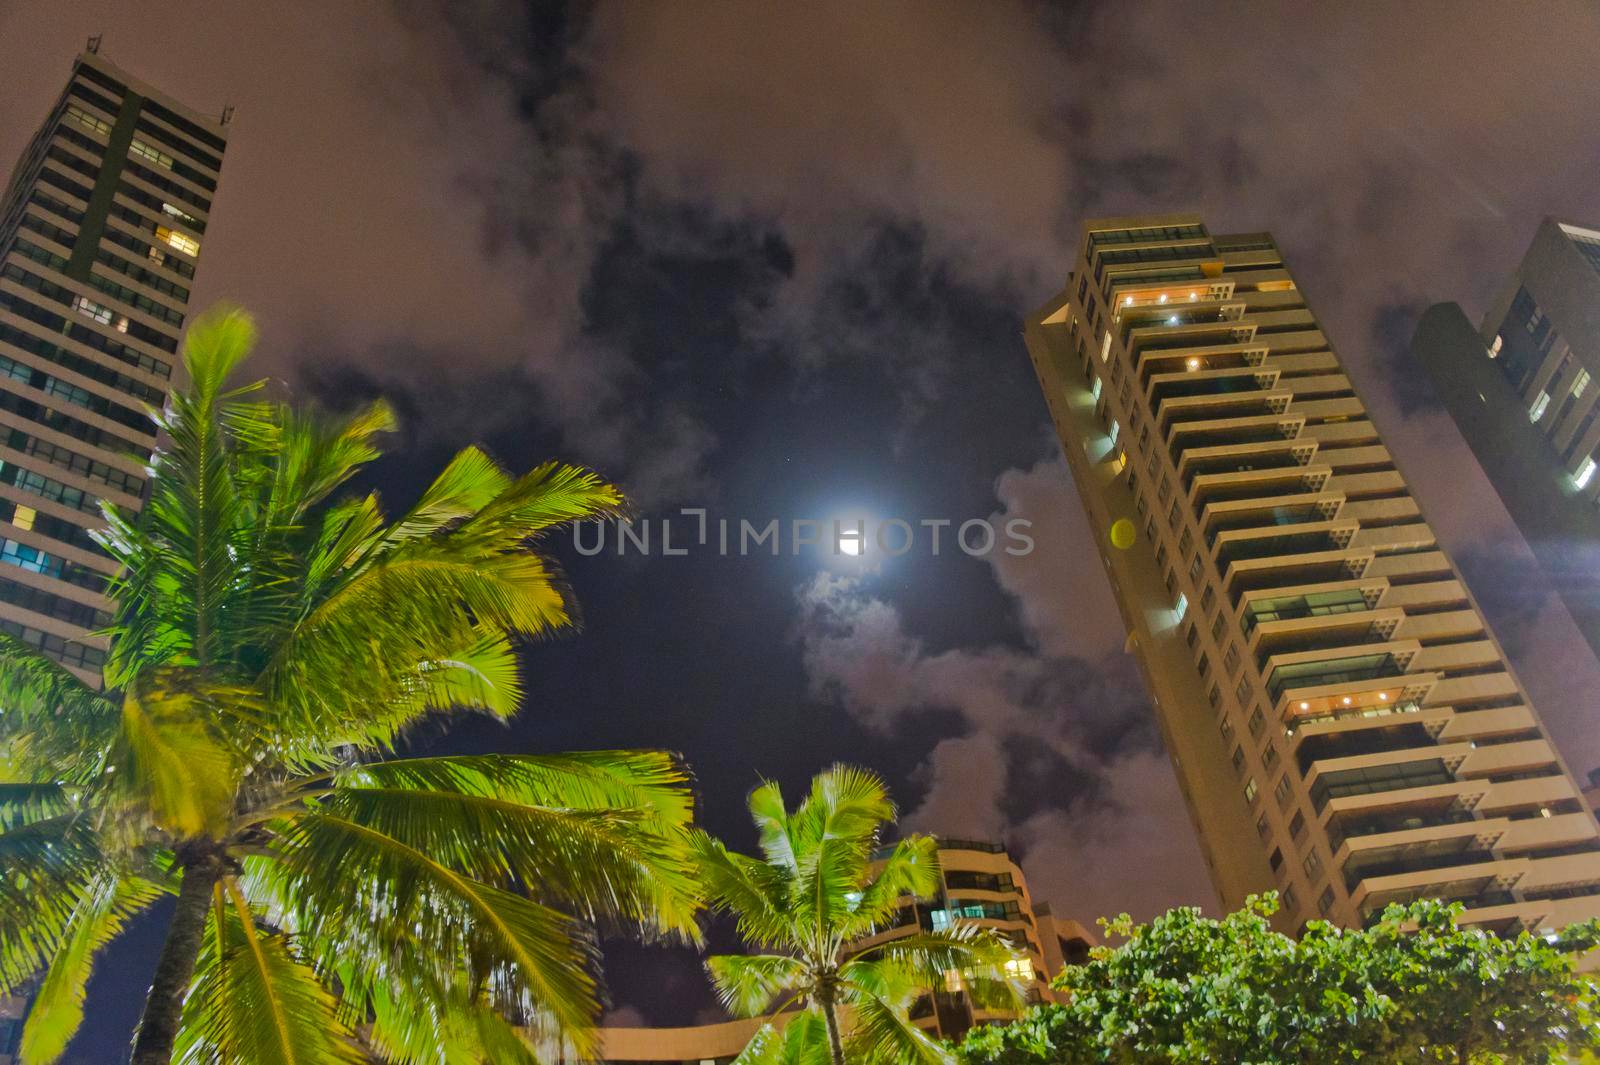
[1203,494,1346,541]
[1241,584,1378,634]
[1156,388,1292,435]
[1265,648,1411,703]
[1214,520,1353,570]
[1168,414,1304,464]
[1251,607,1404,671]
[1225,546,1374,603]
[1139,341,1263,384]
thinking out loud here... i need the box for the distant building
[0,45,228,684]
[593,838,1095,1063]
[1411,219,1600,670]
[1023,214,1600,938]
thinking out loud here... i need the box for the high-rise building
[1024,214,1600,937]
[0,45,226,686]
[592,839,1096,1063]
[1411,219,1600,669]
[0,49,226,1061]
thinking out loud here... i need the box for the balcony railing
[1243,590,1368,633]
[1267,652,1402,702]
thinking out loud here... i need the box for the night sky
[5,1,1600,1057]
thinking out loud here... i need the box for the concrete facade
[1024,215,1600,938]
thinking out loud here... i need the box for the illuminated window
[72,296,114,326]
[1529,391,1550,421]
[155,225,200,257]
[1243,777,1258,804]
[1100,330,1112,362]
[1108,419,1120,445]
[1578,458,1597,490]
[1573,369,1592,400]
[63,104,112,136]
[1004,958,1033,981]
[1174,592,1188,621]
[10,506,35,531]
[944,969,964,993]
[1488,334,1503,358]
[1090,375,1102,402]
[161,202,201,227]
[128,139,174,169]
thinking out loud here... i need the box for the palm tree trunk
[130,850,222,1065]
[820,992,847,1065]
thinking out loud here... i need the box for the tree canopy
[959,895,1600,1065]
[0,305,701,1064]
[695,766,1028,1065]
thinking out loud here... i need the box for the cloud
[795,559,1213,924]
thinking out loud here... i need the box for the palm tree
[0,306,701,1065]
[694,766,1026,1065]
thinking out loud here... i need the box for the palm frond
[0,818,111,993]
[272,811,603,1052]
[18,871,163,1065]
[312,758,699,937]
[729,1014,832,1065]
[845,990,955,1065]
[116,683,240,838]
[0,634,118,782]
[174,880,364,1064]
[706,953,810,1017]
[843,835,940,937]
[690,830,793,949]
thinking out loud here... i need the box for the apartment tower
[0,46,227,685]
[1411,219,1600,671]
[1024,214,1600,936]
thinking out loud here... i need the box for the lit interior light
[1377,692,1389,701]
[1298,701,1310,711]
[1341,696,1352,705]
[1168,315,1180,325]
[1186,357,1201,371]
[1157,294,1168,304]
[1188,291,1199,300]
[1123,296,1133,306]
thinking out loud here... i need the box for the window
[1091,375,1102,401]
[128,138,175,169]
[1224,644,1241,676]
[1201,584,1216,615]
[1135,492,1148,518]
[1269,847,1284,872]
[1211,611,1225,642]
[1174,591,1188,621]
[1257,814,1272,842]
[1273,774,1293,809]
[1218,712,1234,741]
[1247,705,1265,738]
[63,104,112,136]
[1302,848,1323,881]
[1235,677,1252,706]
[155,224,200,257]
[1243,777,1258,804]
[1530,391,1551,421]
[1262,742,1279,772]
[1157,477,1171,504]
[1156,543,1169,570]
[161,201,202,228]
[1577,457,1597,491]
[1197,653,1211,680]
[1573,369,1592,400]
[1231,745,1246,776]
[1168,499,1182,529]
[1185,622,1199,649]
[1208,683,1223,711]
[1189,553,1203,581]
[72,295,115,326]
[1288,810,1306,842]
[1178,529,1193,556]
[1317,885,1336,916]
[1282,884,1300,915]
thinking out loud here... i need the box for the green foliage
[958,895,1600,1065]
[0,305,699,1062]
[699,766,1028,1065]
